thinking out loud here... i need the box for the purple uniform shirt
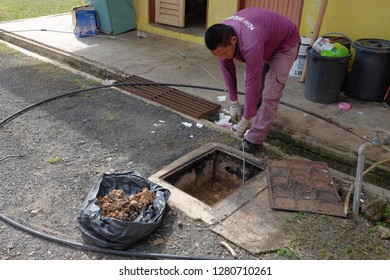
[220,8,300,119]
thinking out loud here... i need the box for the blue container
[88,0,136,35]
[73,7,98,37]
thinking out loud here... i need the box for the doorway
[150,0,208,37]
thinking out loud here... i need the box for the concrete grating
[114,75,221,119]
[266,159,346,218]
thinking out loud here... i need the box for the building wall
[207,0,238,26]
[134,0,390,44]
[301,0,390,41]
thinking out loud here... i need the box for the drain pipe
[352,130,390,215]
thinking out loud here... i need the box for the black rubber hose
[0,82,234,260]
[0,82,226,128]
[0,81,367,260]
[0,212,219,260]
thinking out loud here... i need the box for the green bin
[88,0,136,35]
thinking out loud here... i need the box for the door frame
[148,0,209,28]
[149,0,156,23]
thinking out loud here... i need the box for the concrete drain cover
[114,75,221,119]
[266,159,346,217]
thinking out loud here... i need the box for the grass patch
[73,78,101,90]
[0,0,84,22]
[293,211,308,220]
[47,156,62,164]
[383,205,390,220]
[282,212,308,223]
[105,114,116,122]
[277,245,301,260]
[0,41,19,54]
[276,246,294,259]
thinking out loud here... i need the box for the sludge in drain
[162,149,263,206]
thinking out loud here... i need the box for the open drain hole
[162,149,263,206]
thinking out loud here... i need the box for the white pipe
[352,142,372,215]
[352,136,390,215]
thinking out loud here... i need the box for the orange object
[384,85,390,101]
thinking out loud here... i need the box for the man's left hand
[235,117,251,138]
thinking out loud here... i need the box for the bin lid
[353,38,390,53]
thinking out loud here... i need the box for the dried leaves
[98,188,154,221]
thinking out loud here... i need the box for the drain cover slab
[114,76,221,119]
[266,159,346,217]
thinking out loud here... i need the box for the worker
[205,8,300,153]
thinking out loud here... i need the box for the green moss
[276,246,294,259]
[105,114,116,122]
[383,205,390,220]
[293,211,309,220]
[47,156,62,164]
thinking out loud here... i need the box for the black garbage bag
[77,171,170,249]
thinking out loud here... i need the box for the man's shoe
[241,139,263,153]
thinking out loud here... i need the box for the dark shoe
[241,139,263,153]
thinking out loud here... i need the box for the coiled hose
[0,81,377,259]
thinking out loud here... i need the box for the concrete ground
[1,13,390,254]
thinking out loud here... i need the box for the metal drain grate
[114,76,221,119]
[266,159,346,217]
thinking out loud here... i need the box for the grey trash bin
[304,47,352,104]
[345,38,390,102]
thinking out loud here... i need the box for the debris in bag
[98,188,154,222]
[77,171,170,249]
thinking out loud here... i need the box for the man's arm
[219,58,238,101]
[242,46,264,119]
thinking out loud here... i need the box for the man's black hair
[204,24,235,50]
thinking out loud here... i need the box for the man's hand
[230,101,242,123]
[235,117,251,138]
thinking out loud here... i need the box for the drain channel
[114,76,221,119]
